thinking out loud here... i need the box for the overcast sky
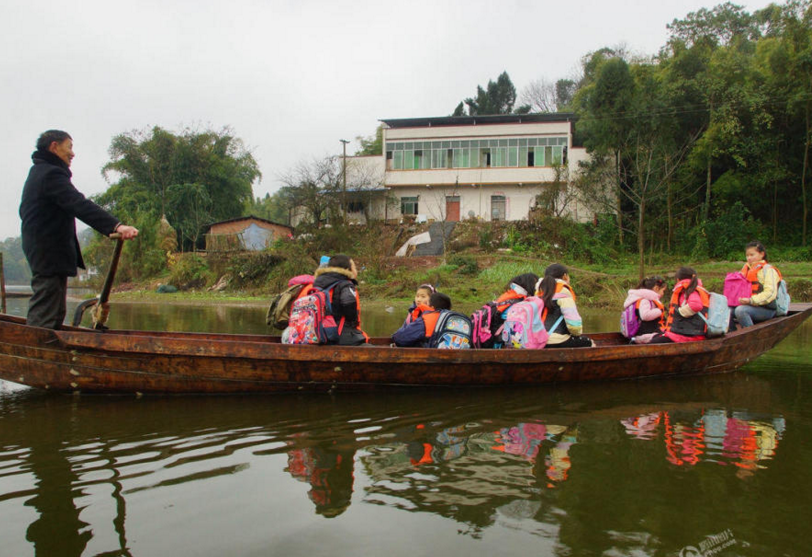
[1,0,773,240]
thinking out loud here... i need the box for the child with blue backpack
[403,284,436,326]
[623,276,667,344]
[649,267,708,344]
[392,292,472,348]
[535,264,593,348]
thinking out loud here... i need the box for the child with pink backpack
[622,276,668,344]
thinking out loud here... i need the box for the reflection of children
[492,423,547,460]
[545,426,577,485]
[621,412,662,440]
[285,439,356,518]
[404,284,435,326]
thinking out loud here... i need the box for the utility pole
[340,139,349,225]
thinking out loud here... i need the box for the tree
[278,157,343,227]
[574,54,637,245]
[667,2,759,47]
[0,236,31,283]
[521,78,578,113]
[99,125,261,244]
[452,71,531,116]
[165,183,212,251]
[355,125,383,156]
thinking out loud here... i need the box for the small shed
[204,216,293,252]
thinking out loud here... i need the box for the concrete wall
[391,183,591,223]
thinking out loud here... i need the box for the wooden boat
[1,304,810,394]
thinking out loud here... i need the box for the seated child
[404,284,436,326]
[392,292,452,347]
[535,263,593,348]
[733,241,783,328]
[625,276,667,344]
[472,273,538,348]
[649,267,708,344]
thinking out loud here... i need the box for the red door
[446,196,460,222]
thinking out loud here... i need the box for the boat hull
[1,305,810,394]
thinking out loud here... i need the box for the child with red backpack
[284,254,368,346]
[622,276,667,344]
[470,273,538,348]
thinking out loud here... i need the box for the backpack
[428,310,473,349]
[501,296,563,349]
[267,283,311,329]
[470,302,499,348]
[723,272,751,307]
[775,280,790,316]
[620,301,642,339]
[281,284,343,345]
[698,291,730,338]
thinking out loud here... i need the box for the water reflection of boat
[0,376,798,554]
[0,304,810,394]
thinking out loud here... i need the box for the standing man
[20,130,139,329]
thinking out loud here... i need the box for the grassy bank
[111,255,812,309]
[96,220,811,309]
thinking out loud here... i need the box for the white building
[381,113,590,223]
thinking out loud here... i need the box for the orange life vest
[740,261,782,296]
[494,289,525,313]
[421,309,442,339]
[538,281,576,322]
[635,297,666,332]
[409,303,433,323]
[664,281,709,335]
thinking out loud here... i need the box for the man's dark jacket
[20,150,119,276]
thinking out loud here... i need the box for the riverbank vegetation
[103,219,812,309]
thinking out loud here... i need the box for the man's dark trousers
[27,274,68,329]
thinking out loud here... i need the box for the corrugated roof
[380,113,576,128]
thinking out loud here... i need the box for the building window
[386,137,567,170]
[401,196,419,215]
[348,201,364,213]
[491,195,506,221]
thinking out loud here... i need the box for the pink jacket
[623,289,664,322]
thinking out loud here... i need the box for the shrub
[448,255,478,275]
[227,252,284,288]
[168,254,212,289]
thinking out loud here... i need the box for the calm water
[2,299,812,556]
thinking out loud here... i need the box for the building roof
[204,215,293,232]
[380,113,576,129]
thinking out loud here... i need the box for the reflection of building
[204,216,293,252]
[381,114,591,223]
